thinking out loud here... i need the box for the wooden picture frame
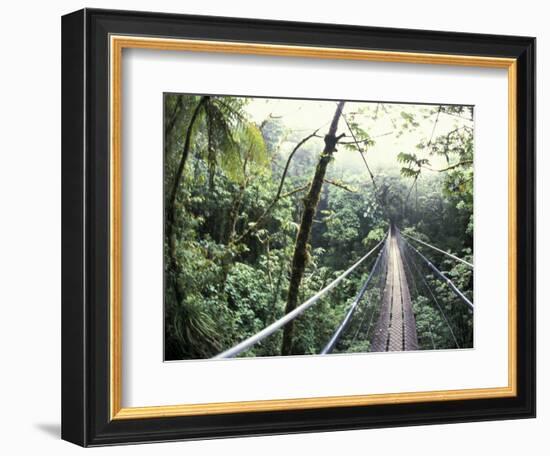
[62,8,535,446]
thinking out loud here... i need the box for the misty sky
[245,97,473,177]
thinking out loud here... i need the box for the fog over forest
[245,97,470,174]
[164,94,474,360]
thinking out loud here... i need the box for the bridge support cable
[401,232,473,268]
[348,240,389,345]
[403,241,460,349]
[213,236,387,359]
[399,238,418,296]
[321,235,389,354]
[405,239,474,311]
[397,234,436,350]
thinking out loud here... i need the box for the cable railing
[347,239,389,346]
[321,235,388,354]
[213,235,388,359]
[397,234,437,349]
[404,238,474,311]
[401,232,473,268]
[401,238,461,348]
[212,226,472,359]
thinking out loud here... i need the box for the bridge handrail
[213,236,387,359]
[401,232,473,268]
[405,239,474,311]
[401,238,460,348]
[321,235,388,354]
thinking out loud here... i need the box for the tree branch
[167,96,208,226]
[431,160,473,172]
[233,128,320,243]
[341,112,388,216]
[440,110,474,122]
[323,179,356,193]
[165,95,209,306]
[280,184,309,199]
[337,137,370,145]
[427,105,442,148]
[274,129,319,201]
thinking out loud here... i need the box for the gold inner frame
[109,35,518,420]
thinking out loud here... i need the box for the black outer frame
[61,8,536,447]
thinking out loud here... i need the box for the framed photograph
[61,8,535,446]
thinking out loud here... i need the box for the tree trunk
[166,96,208,231]
[165,96,183,135]
[281,101,345,355]
[165,95,208,304]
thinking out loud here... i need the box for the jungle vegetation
[163,94,474,360]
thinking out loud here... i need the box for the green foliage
[164,95,474,359]
[362,227,385,250]
[397,152,430,178]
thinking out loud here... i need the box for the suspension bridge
[214,225,473,359]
